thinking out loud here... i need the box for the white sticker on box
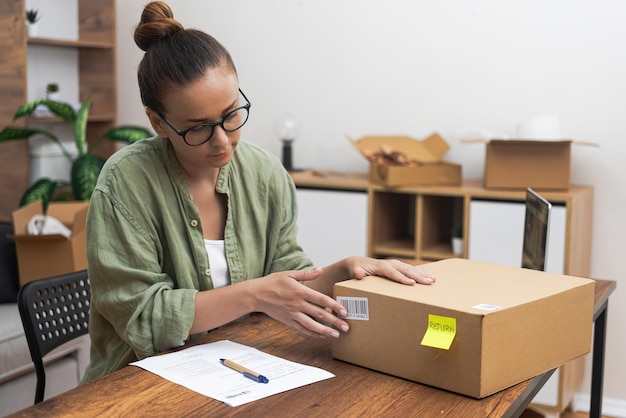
[337,297,369,320]
[472,303,501,311]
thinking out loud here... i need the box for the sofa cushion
[0,304,30,383]
[0,303,88,383]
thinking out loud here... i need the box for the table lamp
[275,114,299,171]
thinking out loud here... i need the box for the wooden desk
[10,279,615,418]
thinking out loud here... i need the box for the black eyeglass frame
[157,88,251,146]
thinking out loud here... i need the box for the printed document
[131,340,334,407]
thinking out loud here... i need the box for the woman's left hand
[343,256,436,286]
[307,256,435,297]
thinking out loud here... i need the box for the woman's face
[147,66,242,171]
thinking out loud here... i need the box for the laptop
[521,188,551,271]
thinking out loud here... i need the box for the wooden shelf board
[373,239,416,258]
[28,37,114,49]
[26,115,116,123]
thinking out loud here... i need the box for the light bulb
[275,113,299,142]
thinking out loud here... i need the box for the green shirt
[81,137,313,383]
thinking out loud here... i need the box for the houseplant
[0,98,152,210]
[451,224,463,256]
[25,9,40,37]
[25,9,40,24]
[45,83,60,100]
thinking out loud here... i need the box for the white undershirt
[204,239,231,289]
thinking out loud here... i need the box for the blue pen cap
[243,372,269,383]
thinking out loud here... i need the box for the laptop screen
[521,188,551,271]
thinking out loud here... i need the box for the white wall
[117,0,626,410]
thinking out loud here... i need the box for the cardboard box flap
[350,133,450,163]
[11,200,89,237]
[47,201,90,229]
[72,205,88,235]
[11,200,43,235]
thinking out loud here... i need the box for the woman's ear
[145,108,169,138]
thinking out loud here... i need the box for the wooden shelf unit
[0,0,117,220]
[289,170,593,277]
[367,179,593,277]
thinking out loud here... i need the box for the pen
[219,358,269,383]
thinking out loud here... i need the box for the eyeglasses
[157,89,251,146]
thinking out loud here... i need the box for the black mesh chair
[17,270,90,404]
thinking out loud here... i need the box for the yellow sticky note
[420,314,456,350]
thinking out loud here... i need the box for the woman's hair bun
[134,1,184,52]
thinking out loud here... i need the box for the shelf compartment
[420,242,458,261]
[368,190,416,258]
[418,195,465,259]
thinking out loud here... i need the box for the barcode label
[337,297,369,320]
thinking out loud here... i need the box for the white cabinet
[468,200,567,274]
[296,189,367,267]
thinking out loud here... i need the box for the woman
[81,1,435,383]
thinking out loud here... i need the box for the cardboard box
[485,140,574,190]
[10,200,88,286]
[350,133,462,187]
[332,258,594,398]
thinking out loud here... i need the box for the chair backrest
[17,269,90,404]
[521,188,552,272]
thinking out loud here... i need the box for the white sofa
[0,303,90,416]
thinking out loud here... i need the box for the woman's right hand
[250,268,350,339]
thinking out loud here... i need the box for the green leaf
[40,100,77,124]
[0,127,44,142]
[71,154,105,201]
[73,98,91,156]
[0,126,73,161]
[20,178,57,211]
[102,125,153,144]
[13,100,46,120]
[13,100,77,124]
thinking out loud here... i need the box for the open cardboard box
[332,258,594,398]
[350,133,462,187]
[464,139,598,190]
[10,200,88,286]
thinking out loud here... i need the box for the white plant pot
[46,92,60,101]
[451,237,463,256]
[27,23,39,37]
